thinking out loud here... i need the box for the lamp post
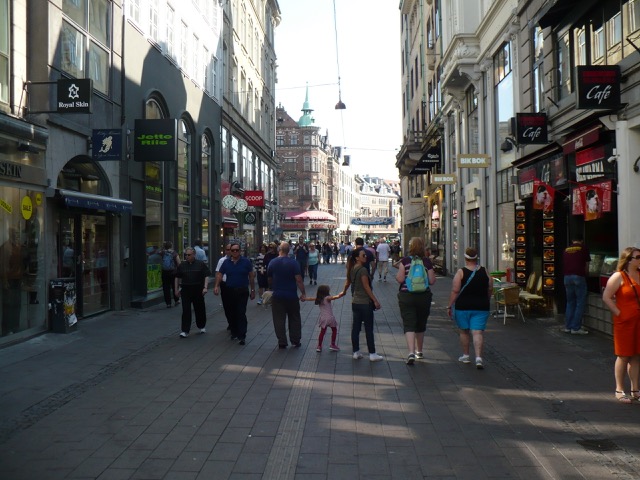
[305,221,310,243]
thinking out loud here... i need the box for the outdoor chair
[495,286,525,325]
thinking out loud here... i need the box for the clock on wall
[235,198,248,212]
[222,195,237,209]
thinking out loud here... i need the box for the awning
[222,216,239,228]
[285,210,337,222]
[538,0,598,29]
[57,189,132,213]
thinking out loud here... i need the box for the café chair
[520,276,545,313]
[495,286,525,325]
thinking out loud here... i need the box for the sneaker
[257,299,263,305]
[179,332,188,338]
[561,328,571,333]
[353,351,363,360]
[238,339,246,345]
[230,335,237,341]
[310,281,313,285]
[369,353,384,362]
[329,344,340,351]
[316,346,322,352]
[476,357,484,369]
[571,328,589,335]
[406,353,416,365]
[199,328,206,334]
[458,354,471,364]
[378,277,382,281]
[166,304,171,309]
[415,352,424,359]
[292,342,302,348]
[383,277,387,282]
[278,344,287,349]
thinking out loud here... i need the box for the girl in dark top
[447,247,493,369]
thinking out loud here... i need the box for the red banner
[244,190,264,207]
[533,180,554,212]
[572,181,612,220]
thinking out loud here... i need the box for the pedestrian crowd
[161,234,640,406]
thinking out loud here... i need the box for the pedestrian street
[0,261,639,479]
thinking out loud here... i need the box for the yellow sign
[431,173,457,184]
[457,154,491,168]
[35,193,42,205]
[0,199,12,214]
[21,196,33,220]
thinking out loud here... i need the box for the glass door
[59,214,110,317]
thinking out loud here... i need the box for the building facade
[397,0,637,334]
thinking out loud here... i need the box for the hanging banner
[533,180,554,212]
[57,78,92,114]
[516,113,548,145]
[92,129,122,161]
[458,154,490,168]
[572,181,613,220]
[244,190,264,207]
[133,119,178,162]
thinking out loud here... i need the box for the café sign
[516,113,548,145]
[576,66,621,110]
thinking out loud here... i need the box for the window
[181,22,188,71]
[127,0,140,23]
[311,157,319,172]
[575,26,586,65]
[629,0,640,33]
[178,120,191,208]
[61,0,111,95]
[303,135,310,145]
[276,135,284,146]
[0,0,7,103]
[283,157,296,172]
[290,134,298,145]
[201,135,210,210]
[532,26,544,112]
[557,32,571,99]
[166,6,175,60]
[149,0,159,42]
[607,12,622,48]
[284,180,297,193]
[303,156,311,171]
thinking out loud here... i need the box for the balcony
[395,130,426,176]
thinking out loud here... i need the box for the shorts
[454,309,490,331]
[397,290,432,333]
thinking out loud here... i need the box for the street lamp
[305,221,310,242]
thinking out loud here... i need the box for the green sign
[134,119,178,162]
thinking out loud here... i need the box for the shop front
[514,122,617,332]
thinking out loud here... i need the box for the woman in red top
[603,247,640,403]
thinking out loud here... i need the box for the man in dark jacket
[174,247,211,338]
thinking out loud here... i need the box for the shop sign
[244,190,264,207]
[133,119,178,162]
[431,173,457,184]
[409,139,441,174]
[516,113,548,145]
[0,161,22,179]
[576,66,621,110]
[517,153,566,198]
[57,78,92,114]
[244,212,256,224]
[92,129,122,161]
[517,165,536,198]
[350,217,394,226]
[575,145,607,182]
[458,154,490,168]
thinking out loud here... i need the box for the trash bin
[49,278,78,333]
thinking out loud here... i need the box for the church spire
[298,82,315,126]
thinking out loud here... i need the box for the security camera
[500,140,513,153]
[607,155,617,164]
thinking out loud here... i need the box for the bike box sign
[134,119,178,162]
[576,65,621,110]
[244,190,264,207]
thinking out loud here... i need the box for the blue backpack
[162,251,175,271]
[405,256,428,293]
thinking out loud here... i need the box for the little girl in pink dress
[306,284,345,352]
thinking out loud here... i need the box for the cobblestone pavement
[0,262,639,479]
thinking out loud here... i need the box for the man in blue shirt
[213,242,255,345]
[267,242,306,349]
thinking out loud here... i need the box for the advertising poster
[533,180,554,212]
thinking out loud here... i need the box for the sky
[274,0,402,180]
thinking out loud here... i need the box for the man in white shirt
[376,240,391,282]
[194,238,207,263]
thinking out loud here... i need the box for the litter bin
[49,278,78,333]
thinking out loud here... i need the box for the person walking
[376,240,391,282]
[339,242,347,264]
[307,243,320,285]
[174,247,211,338]
[193,238,207,263]
[213,242,255,345]
[447,247,493,369]
[159,241,181,308]
[602,247,640,403]
[215,244,233,331]
[267,242,306,349]
[294,242,309,282]
[254,244,268,305]
[304,284,345,352]
[396,237,437,365]
[562,235,591,335]
[343,249,383,362]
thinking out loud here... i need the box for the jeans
[161,270,178,306]
[297,260,307,280]
[308,263,318,281]
[351,303,376,354]
[564,275,588,331]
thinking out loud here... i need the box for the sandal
[616,391,634,404]
[631,390,640,402]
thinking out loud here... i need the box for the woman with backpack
[159,241,181,308]
[395,237,437,365]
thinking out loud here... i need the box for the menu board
[515,207,527,286]
[542,211,555,292]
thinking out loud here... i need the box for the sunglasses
[230,249,240,252]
